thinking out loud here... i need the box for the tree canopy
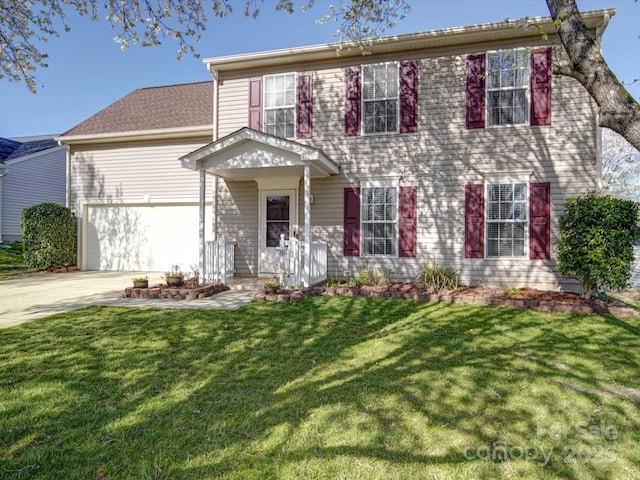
[601,129,640,201]
[1,0,639,151]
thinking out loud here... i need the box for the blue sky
[1,0,638,138]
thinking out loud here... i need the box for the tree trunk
[546,0,640,152]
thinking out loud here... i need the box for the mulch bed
[123,283,230,300]
[255,283,639,318]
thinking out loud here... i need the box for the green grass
[0,242,43,280]
[1,297,639,479]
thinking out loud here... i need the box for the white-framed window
[264,73,296,138]
[361,186,398,256]
[487,49,530,126]
[362,62,399,134]
[486,182,528,257]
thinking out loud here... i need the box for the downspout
[58,141,71,208]
[0,166,7,242]
[199,63,220,285]
[594,13,611,193]
[207,63,219,242]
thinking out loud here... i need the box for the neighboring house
[631,243,640,288]
[59,9,614,291]
[0,136,66,242]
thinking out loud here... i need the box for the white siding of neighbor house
[214,41,598,290]
[1,147,66,242]
[631,245,640,289]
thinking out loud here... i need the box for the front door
[259,189,297,275]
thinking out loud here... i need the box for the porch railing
[278,235,327,287]
[205,238,235,284]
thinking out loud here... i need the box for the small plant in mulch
[414,261,458,293]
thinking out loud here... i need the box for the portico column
[304,163,311,288]
[199,169,206,285]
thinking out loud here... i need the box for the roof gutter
[593,11,612,195]
[57,125,213,145]
[203,8,616,72]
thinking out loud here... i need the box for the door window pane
[266,195,290,247]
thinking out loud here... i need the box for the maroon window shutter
[530,48,552,126]
[399,61,418,133]
[529,182,551,259]
[465,184,484,258]
[399,186,417,257]
[344,187,360,256]
[466,54,486,129]
[297,71,313,139]
[344,66,361,136]
[249,77,263,131]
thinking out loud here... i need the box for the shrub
[356,258,393,286]
[415,262,458,293]
[20,203,75,270]
[557,193,640,298]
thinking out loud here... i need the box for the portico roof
[180,128,340,181]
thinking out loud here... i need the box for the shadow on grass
[0,298,639,479]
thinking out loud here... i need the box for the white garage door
[85,203,211,271]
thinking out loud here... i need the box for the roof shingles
[62,81,213,137]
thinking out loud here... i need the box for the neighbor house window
[264,73,296,138]
[487,49,529,126]
[361,186,397,255]
[362,62,398,134]
[486,182,528,257]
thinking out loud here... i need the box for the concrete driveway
[0,271,256,329]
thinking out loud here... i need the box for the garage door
[85,203,211,271]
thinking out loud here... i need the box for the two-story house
[58,8,614,290]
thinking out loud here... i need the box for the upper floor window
[487,49,530,126]
[263,73,296,138]
[345,61,418,137]
[466,47,551,129]
[362,62,399,134]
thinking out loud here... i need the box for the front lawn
[1,298,639,479]
[0,242,42,280]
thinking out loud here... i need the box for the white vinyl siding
[361,186,397,256]
[69,138,210,207]
[217,53,596,290]
[142,41,595,291]
[487,49,530,126]
[362,62,399,134]
[263,73,296,138]
[1,148,66,241]
[486,182,528,258]
[218,77,250,138]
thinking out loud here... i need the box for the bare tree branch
[546,0,640,151]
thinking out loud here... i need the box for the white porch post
[303,163,311,288]
[212,175,218,241]
[199,170,206,285]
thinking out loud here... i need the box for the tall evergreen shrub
[20,203,75,269]
[557,193,640,298]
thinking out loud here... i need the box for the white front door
[259,189,297,275]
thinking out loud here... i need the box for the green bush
[415,262,458,293]
[557,193,640,298]
[356,258,393,286]
[20,203,75,270]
